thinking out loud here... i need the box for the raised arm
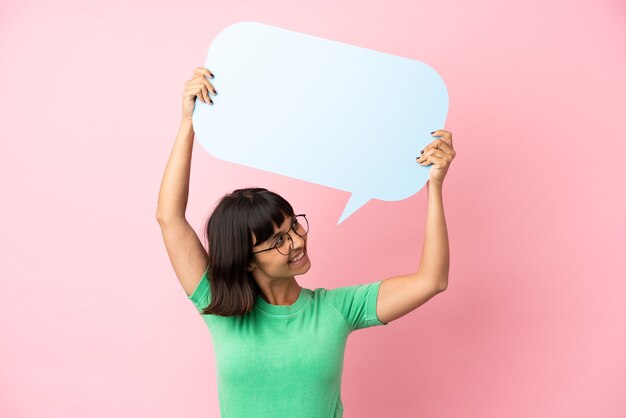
[156,67,217,296]
[376,130,455,324]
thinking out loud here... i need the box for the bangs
[245,191,294,247]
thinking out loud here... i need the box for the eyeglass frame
[251,214,308,256]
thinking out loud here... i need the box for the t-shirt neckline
[255,287,309,316]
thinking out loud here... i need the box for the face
[247,213,311,281]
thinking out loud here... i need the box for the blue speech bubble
[192,21,448,224]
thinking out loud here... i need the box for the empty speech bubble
[192,21,448,224]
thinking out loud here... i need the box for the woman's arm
[418,180,449,290]
[155,118,195,222]
[375,130,455,325]
[156,67,215,222]
[155,68,215,296]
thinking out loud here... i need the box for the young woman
[156,67,456,418]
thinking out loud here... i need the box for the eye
[274,234,285,247]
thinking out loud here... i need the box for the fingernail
[420,150,424,154]
[430,131,435,134]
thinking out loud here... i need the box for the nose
[287,229,306,252]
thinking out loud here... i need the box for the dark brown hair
[199,187,294,316]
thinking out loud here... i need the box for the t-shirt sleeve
[187,264,212,314]
[325,280,389,332]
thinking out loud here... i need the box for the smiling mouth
[288,249,306,263]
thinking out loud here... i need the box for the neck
[258,277,301,305]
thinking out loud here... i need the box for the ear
[247,261,256,272]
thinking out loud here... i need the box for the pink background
[1,1,625,417]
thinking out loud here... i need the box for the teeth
[290,251,304,263]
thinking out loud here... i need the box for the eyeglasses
[251,214,309,256]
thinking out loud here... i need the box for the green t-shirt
[188,266,388,418]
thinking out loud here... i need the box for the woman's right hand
[182,67,217,121]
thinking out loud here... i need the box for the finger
[192,74,217,96]
[431,129,453,147]
[200,84,212,105]
[417,147,438,163]
[417,153,447,167]
[190,83,207,104]
[193,85,206,103]
[431,129,451,140]
[427,154,448,168]
[417,147,452,163]
[184,82,203,103]
[194,67,214,79]
[200,77,217,95]
[417,153,439,165]
[424,138,454,157]
[419,138,446,157]
[434,139,456,156]
[188,79,212,104]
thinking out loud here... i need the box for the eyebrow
[268,217,296,242]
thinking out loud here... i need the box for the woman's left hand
[416,130,456,185]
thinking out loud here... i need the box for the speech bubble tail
[337,194,371,225]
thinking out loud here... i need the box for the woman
[156,67,456,418]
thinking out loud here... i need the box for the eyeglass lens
[275,215,308,255]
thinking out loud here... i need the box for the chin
[294,259,311,275]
